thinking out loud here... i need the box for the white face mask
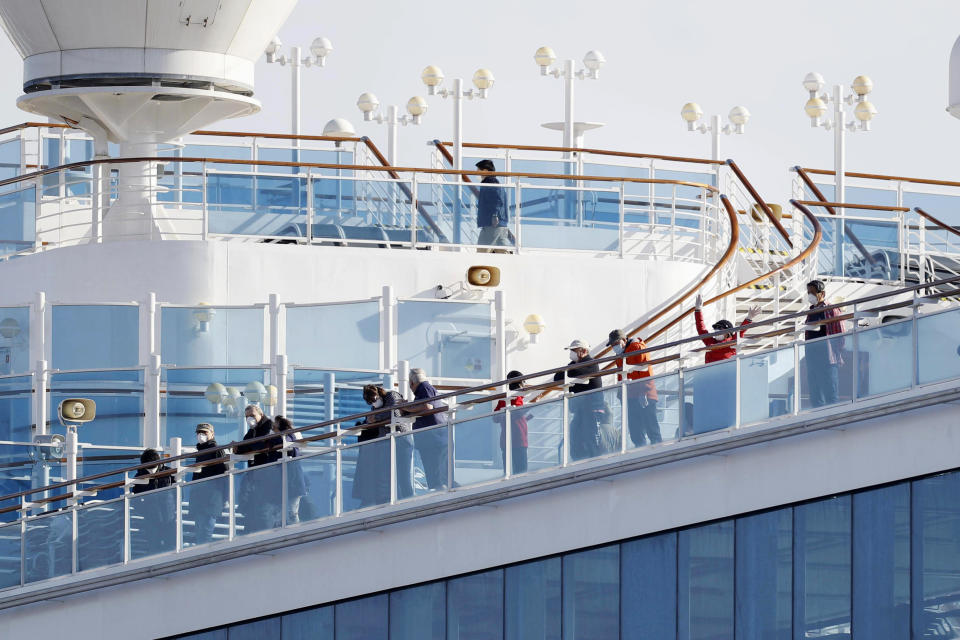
[807,293,819,305]
[569,350,579,361]
[246,416,257,428]
[197,433,209,444]
[612,344,624,356]
[372,397,384,409]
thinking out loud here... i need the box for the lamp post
[356,93,429,166]
[802,72,877,205]
[421,65,495,174]
[534,47,605,155]
[679,103,751,162]
[264,35,333,136]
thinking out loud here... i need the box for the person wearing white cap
[554,339,605,460]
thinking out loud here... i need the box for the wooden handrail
[801,166,960,190]
[725,159,792,247]
[793,167,876,267]
[437,140,723,166]
[794,200,909,213]
[914,207,960,238]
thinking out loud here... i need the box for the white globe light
[264,36,282,57]
[803,72,825,93]
[728,106,750,126]
[245,381,267,403]
[356,92,379,114]
[224,386,243,409]
[851,75,873,96]
[680,102,703,123]
[421,65,444,87]
[854,100,878,121]
[534,46,557,67]
[472,68,495,90]
[805,97,828,119]
[523,314,546,335]
[0,317,20,339]
[583,50,606,71]
[322,118,356,137]
[310,36,333,59]
[205,382,227,406]
[407,96,428,117]
[265,384,279,407]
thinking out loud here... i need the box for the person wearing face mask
[353,384,410,507]
[402,368,449,491]
[554,339,606,460]
[131,448,176,554]
[606,329,661,448]
[691,295,760,434]
[493,371,532,474]
[273,416,308,523]
[234,404,281,533]
[187,424,228,545]
[804,280,846,407]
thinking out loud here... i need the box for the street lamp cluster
[205,381,278,417]
[680,103,751,161]
[420,65,496,172]
[263,35,333,136]
[534,47,605,151]
[356,92,429,165]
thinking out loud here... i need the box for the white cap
[564,339,590,350]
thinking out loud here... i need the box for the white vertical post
[563,59,575,154]
[397,360,410,401]
[276,354,288,417]
[324,372,336,421]
[494,290,507,382]
[65,428,78,502]
[834,84,846,276]
[381,285,395,372]
[169,436,182,550]
[142,292,160,449]
[387,105,399,166]
[91,164,101,243]
[291,46,302,136]
[269,293,280,378]
[710,114,721,162]
[32,291,47,437]
[453,79,464,173]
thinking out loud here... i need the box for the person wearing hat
[554,339,606,460]
[131,448,176,553]
[474,159,511,251]
[187,423,228,545]
[804,279,845,407]
[607,329,660,447]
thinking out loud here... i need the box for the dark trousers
[501,444,528,475]
[627,396,661,447]
[414,428,448,490]
[806,343,840,407]
[396,434,415,499]
[570,409,601,461]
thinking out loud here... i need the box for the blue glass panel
[563,545,619,640]
[184,475,229,547]
[130,485,177,560]
[0,308,30,374]
[447,569,503,640]
[452,414,503,487]
[735,509,792,640]
[162,367,270,445]
[398,301,492,380]
[281,606,334,639]
[288,369,382,436]
[678,521,734,640]
[52,305,139,370]
[390,581,445,640]
[853,483,909,640]
[566,387,622,462]
[77,498,123,571]
[800,335,851,411]
[0,523,21,589]
[0,375,32,442]
[505,557,561,640]
[0,138,21,181]
[518,186,619,251]
[856,320,913,398]
[335,593,388,640]
[161,307,264,367]
[683,359,737,435]
[312,174,357,219]
[286,302,380,370]
[794,496,851,639]
[235,463,281,536]
[622,533,677,640]
[24,511,73,583]
[521,398,562,474]
[0,187,34,256]
[289,451,335,524]
[180,144,251,173]
[49,370,144,447]
[902,191,960,228]
[912,471,960,638]
[227,617,280,639]
[0,444,67,522]
[917,308,960,385]
[76,447,140,502]
[739,346,795,425]
[844,186,897,207]
[207,174,307,237]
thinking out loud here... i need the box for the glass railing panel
[917,307,960,385]
[681,359,737,435]
[129,485,177,560]
[739,346,796,426]
[845,186,897,208]
[397,300,493,380]
[51,304,139,370]
[235,462,282,536]
[902,191,960,230]
[313,174,357,221]
[0,375,32,442]
[333,179,413,246]
[0,137,21,181]
[288,369,384,435]
[343,438,390,512]
[518,185,620,252]
[24,511,72,583]
[0,445,67,522]
[76,447,141,503]
[179,144,252,173]
[856,319,914,398]
[182,475,229,548]
[0,307,30,375]
[0,186,35,257]
[49,370,144,447]
[624,373,680,448]
[799,334,852,411]
[0,522,20,589]
[523,397,563,474]
[287,449,336,524]
[566,386,622,462]
[206,173,307,237]
[286,302,380,370]
[508,159,569,186]
[76,498,124,571]
[452,412,503,488]
[162,367,270,444]
[815,216,900,281]
[398,425,448,497]
[160,306,264,367]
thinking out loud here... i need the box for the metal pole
[710,114,721,162]
[65,427,78,502]
[834,84,846,276]
[291,46,302,136]
[387,105,399,166]
[494,291,507,382]
[453,78,463,173]
[563,59,575,153]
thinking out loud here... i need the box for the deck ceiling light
[472,68,495,97]
[802,72,825,93]
[264,36,282,63]
[805,97,828,119]
[193,305,216,332]
[583,50,605,78]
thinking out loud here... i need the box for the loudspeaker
[467,265,501,287]
[58,398,96,425]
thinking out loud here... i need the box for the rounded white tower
[0,0,299,239]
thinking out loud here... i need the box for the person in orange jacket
[607,329,661,447]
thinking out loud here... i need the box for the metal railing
[0,274,957,591]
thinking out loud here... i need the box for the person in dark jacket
[554,339,606,461]
[804,279,846,407]
[274,416,308,523]
[187,423,227,545]
[353,384,410,506]
[402,369,448,491]
[235,405,281,533]
[475,159,511,250]
[131,448,176,554]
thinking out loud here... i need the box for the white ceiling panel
[41,0,147,50]
[0,0,61,57]
[226,0,297,59]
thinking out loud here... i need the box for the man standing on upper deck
[475,159,511,250]
[804,280,845,407]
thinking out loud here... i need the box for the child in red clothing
[693,294,759,363]
[494,370,532,474]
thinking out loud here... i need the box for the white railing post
[410,173,418,249]
[620,379,628,453]
[514,181,522,254]
[227,458,236,541]
[324,372,336,422]
[276,354,288,417]
[32,291,47,437]
[381,285,396,373]
[793,341,801,415]
[561,374,570,466]
[446,402,456,491]
[142,292,160,449]
[306,168,314,243]
[618,182,625,258]
[269,293,281,389]
[169,436,182,551]
[734,356,742,428]
[503,386,512,479]
[201,161,209,241]
[494,291,507,382]
[397,360,410,401]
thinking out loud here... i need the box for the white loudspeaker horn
[58,398,96,426]
[467,265,501,287]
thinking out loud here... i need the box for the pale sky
[0,0,956,202]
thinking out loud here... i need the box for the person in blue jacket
[475,159,511,249]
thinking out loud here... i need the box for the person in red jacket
[694,294,759,363]
[607,329,660,447]
[493,370,531,474]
